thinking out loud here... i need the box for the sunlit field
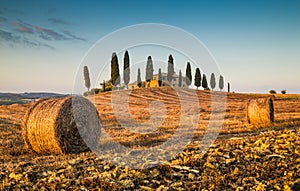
[1,87,300,190]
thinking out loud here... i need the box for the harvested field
[1,87,300,190]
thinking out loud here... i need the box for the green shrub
[101,86,112,92]
[83,91,92,96]
[269,90,277,94]
[91,88,100,94]
[281,90,286,94]
[100,80,113,92]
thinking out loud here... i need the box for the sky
[0,0,299,94]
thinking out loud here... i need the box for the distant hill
[0,92,67,105]
[0,92,67,100]
[20,92,67,99]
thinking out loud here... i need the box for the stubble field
[1,87,300,190]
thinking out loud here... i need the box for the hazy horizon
[1,0,299,94]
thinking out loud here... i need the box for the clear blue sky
[0,0,299,93]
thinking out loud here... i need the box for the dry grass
[1,87,300,190]
[1,87,300,155]
[22,96,100,154]
[91,87,300,147]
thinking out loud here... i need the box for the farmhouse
[128,72,188,90]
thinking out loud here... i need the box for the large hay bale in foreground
[22,96,101,154]
[247,97,274,126]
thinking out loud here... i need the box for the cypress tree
[194,68,201,90]
[178,70,182,87]
[210,73,216,90]
[111,52,120,86]
[202,74,208,90]
[228,82,230,93]
[146,56,154,83]
[158,68,162,87]
[167,54,174,83]
[123,50,130,88]
[219,75,224,91]
[83,66,91,91]
[185,62,192,86]
[137,68,142,88]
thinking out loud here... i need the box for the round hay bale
[22,96,101,154]
[247,97,274,126]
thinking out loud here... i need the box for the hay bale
[247,97,274,126]
[22,96,101,154]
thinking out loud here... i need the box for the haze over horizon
[1,0,299,94]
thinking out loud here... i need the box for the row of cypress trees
[84,51,230,92]
[194,67,225,91]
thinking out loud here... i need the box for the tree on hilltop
[145,56,154,87]
[210,73,216,90]
[83,66,91,91]
[202,74,208,90]
[158,68,162,87]
[137,68,142,88]
[219,75,224,91]
[194,68,201,90]
[228,82,230,93]
[167,54,174,83]
[111,52,120,86]
[178,70,182,87]
[185,62,192,87]
[123,50,130,88]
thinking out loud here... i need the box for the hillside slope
[0,87,300,190]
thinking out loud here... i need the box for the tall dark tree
[167,54,174,83]
[158,68,162,87]
[185,62,192,87]
[219,75,224,91]
[145,56,154,83]
[202,74,208,89]
[194,68,201,90]
[178,70,182,87]
[137,68,142,88]
[111,52,120,86]
[210,73,216,90]
[228,82,230,93]
[123,50,130,88]
[83,66,91,91]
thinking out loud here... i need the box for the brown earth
[1,87,300,190]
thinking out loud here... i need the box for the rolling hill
[0,87,300,190]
